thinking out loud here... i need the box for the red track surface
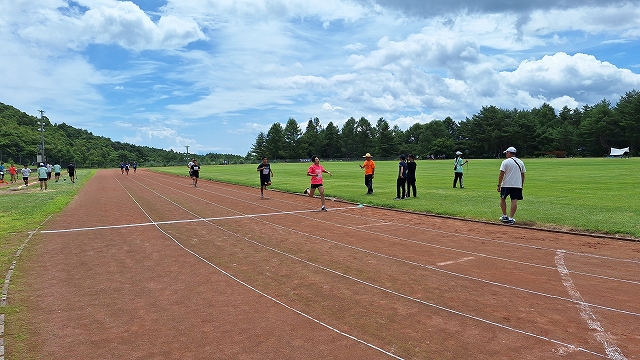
[15,169,640,359]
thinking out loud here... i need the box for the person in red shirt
[305,156,332,211]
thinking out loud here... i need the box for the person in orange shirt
[359,153,376,194]
[8,164,18,183]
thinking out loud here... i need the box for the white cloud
[1,0,639,155]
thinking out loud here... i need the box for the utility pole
[37,110,46,163]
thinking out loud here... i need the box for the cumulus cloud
[1,0,639,155]
[15,1,205,51]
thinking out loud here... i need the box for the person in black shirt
[190,160,200,187]
[67,163,76,183]
[257,156,273,198]
[406,154,417,197]
[395,155,408,200]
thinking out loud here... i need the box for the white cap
[503,146,517,153]
[455,151,462,155]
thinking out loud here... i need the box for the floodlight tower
[37,110,46,163]
[185,145,190,155]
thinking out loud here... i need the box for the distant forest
[0,102,243,167]
[250,89,640,160]
[3,89,638,168]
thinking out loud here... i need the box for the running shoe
[321,206,327,211]
[304,188,309,195]
[499,215,509,223]
[506,218,516,225]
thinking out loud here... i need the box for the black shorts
[39,178,47,182]
[191,171,199,178]
[55,172,61,176]
[500,187,523,200]
[260,176,271,186]
[310,183,323,189]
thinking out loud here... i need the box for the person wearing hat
[498,146,526,225]
[359,153,376,194]
[453,151,468,188]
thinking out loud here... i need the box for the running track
[14,169,640,359]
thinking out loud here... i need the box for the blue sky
[2,0,640,156]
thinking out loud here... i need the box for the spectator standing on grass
[453,151,468,188]
[257,156,273,199]
[190,159,200,187]
[46,162,53,180]
[305,156,332,211]
[21,165,31,186]
[406,154,417,197]
[37,163,48,190]
[498,146,526,225]
[395,155,408,200]
[359,153,375,194]
[53,163,62,182]
[9,164,18,183]
[0,162,4,181]
[67,162,76,183]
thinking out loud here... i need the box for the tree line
[250,89,640,160]
[0,102,243,167]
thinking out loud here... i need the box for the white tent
[609,147,630,156]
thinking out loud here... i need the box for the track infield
[12,169,640,359]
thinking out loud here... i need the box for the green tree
[265,123,285,159]
[250,132,267,160]
[375,118,394,157]
[321,122,341,158]
[616,90,640,155]
[354,117,374,157]
[283,118,302,159]
[340,117,357,158]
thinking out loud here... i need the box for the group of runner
[16,162,76,190]
[187,147,526,222]
[120,162,138,175]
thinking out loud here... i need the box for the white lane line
[355,222,394,228]
[436,257,475,266]
[137,173,640,316]
[555,250,627,360]
[125,172,616,357]
[39,206,361,233]
[111,174,403,359]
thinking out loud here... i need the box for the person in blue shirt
[453,151,468,188]
[37,163,48,190]
[395,155,408,200]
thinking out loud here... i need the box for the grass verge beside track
[154,158,640,239]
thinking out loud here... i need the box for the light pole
[37,110,46,163]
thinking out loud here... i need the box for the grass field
[155,157,640,239]
[0,170,95,282]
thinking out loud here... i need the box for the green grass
[155,158,640,239]
[0,169,95,359]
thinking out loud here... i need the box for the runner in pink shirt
[305,156,332,211]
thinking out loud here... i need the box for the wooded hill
[0,102,243,167]
[250,89,640,160]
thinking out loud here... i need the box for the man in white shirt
[497,147,526,225]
